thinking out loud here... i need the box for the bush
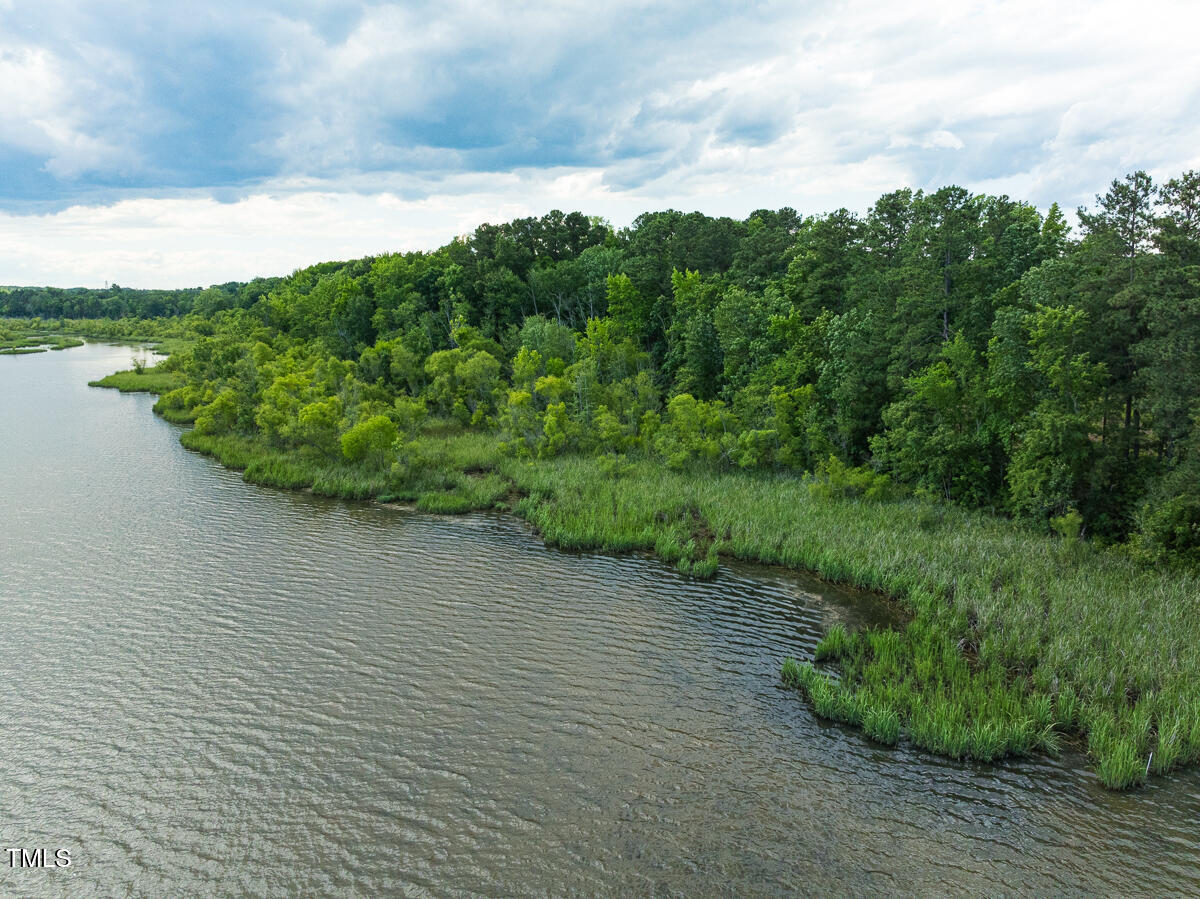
[341,414,398,468]
[1050,508,1084,540]
[808,455,902,502]
[1135,493,1200,566]
[193,388,240,435]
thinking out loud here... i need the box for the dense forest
[14,171,1198,564]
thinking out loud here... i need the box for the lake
[2,342,1198,896]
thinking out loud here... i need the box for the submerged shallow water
[1,342,1199,896]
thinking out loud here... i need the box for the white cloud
[0,151,934,288]
[1,0,1199,284]
[0,174,635,287]
[0,43,136,176]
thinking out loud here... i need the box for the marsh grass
[154,403,200,424]
[502,455,1198,788]
[815,623,851,661]
[0,336,44,351]
[170,426,1199,789]
[89,365,184,394]
[0,333,83,354]
[181,433,393,500]
[862,704,901,746]
[418,472,510,514]
[181,429,507,511]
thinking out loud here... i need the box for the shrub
[341,414,398,468]
[808,455,902,502]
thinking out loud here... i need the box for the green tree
[873,335,1002,504]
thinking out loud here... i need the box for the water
[1,342,1198,897]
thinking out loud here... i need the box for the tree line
[0,279,281,320]
[18,176,1200,564]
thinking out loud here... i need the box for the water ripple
[1,343,1198,897]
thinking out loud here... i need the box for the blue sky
[1,0,1197,287]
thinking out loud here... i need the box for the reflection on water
[1,342,1198,897]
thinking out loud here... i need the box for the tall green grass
[181,433,393,500]
[0,346,45,355]
[89,366,184,394]
[173,426,1198,789]
[0,333,84,353]
[495,454,1198,788]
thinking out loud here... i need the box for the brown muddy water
[1,342,1199,897]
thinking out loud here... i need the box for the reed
[861,704,901,746]
[172,426,1199,789]
[508,454,1198,788]
[0,346,45,355]
[814,623,850,662]
[89,366,184,394]
[0,333,83,353]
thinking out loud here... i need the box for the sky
[1,0,1198,288]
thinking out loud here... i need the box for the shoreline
[86,354,1200,790]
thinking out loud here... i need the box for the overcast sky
[1,0,1197,288]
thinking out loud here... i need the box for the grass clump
[781,657,863,727]
[90,365,184,394]
[0,331,84,353]
[786,617,1068,767]
[1090,727,1146,791]
[676,550,720,578]
[861,704,901,746]
[814,623,851,662]
[780,657,807,689]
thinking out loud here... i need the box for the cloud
[0,0,1198,284]
[0,41,139,180]
[0,171,645,287]
[0,158,921,288]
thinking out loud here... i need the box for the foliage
[807,455,902,502]
[88,364,184,394]
[341,414,399,468]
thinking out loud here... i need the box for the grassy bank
[85,335,194,355]
[0,334,85,354]
[171,422,1200,789]
[509,455,1200,788]
[89,364,185,394]
[180,430,514,511]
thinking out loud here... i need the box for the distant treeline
[18,176,1200,564]
[0,278,281,320]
